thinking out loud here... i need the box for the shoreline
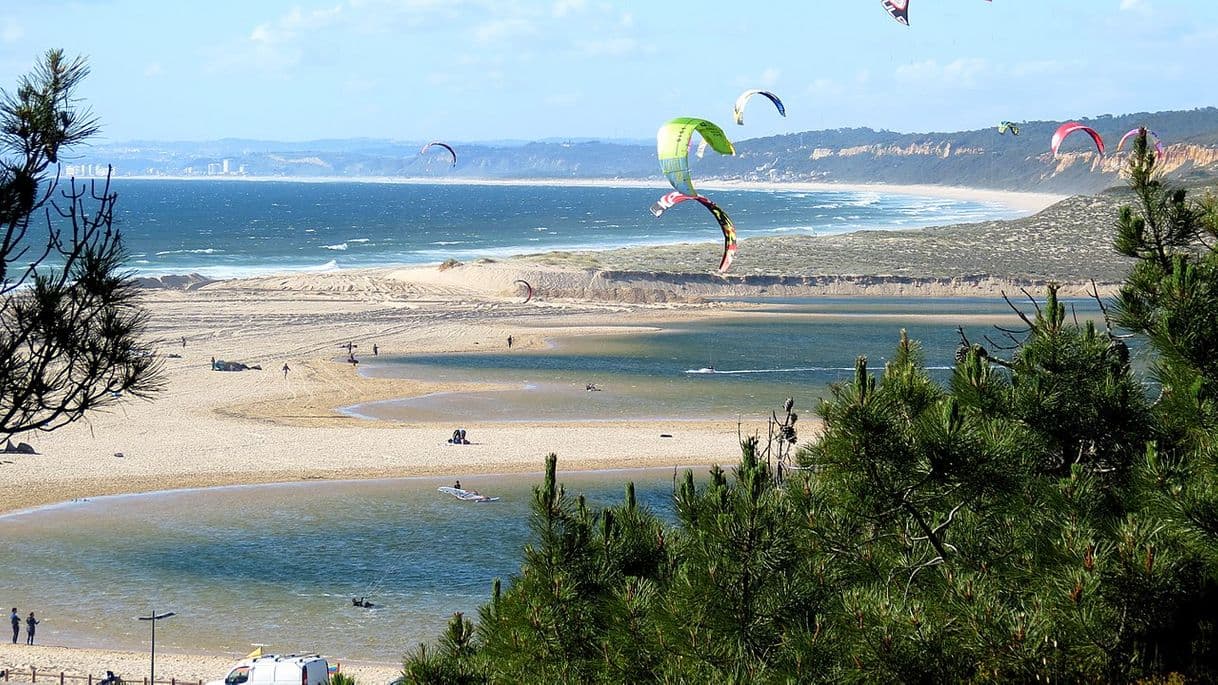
[0,644,401,685]
[118,173,1065,213]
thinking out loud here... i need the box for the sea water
[95,180,1020,277]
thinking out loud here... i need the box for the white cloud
[1009,59,1065,77]
[576,36,638,57]
[143,63,165,78]
[543,91,581,107]
[807,78,842,97]
[1,19,22,44]
[552,0,586,17]
[759,67,780,87]
[619,11,633,27]
[250,4,344,45]
[895,58,988,87]
[473,18,537,43]
[1119,0,1152,13]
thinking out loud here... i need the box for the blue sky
[0,0,1214,143]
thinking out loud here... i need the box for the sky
[0,0,1215,143]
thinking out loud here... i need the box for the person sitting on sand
[100,671,120,685]
[454,479,461,490]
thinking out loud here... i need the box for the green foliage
[403,128,1218,683]
[327,674,357,685]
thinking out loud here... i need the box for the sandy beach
[0,281,757,517]
[0,644,401,685]
[124,174,1066,214]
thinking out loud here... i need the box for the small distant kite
[733,90,786,126]
[1050,122,1105,157]
[657,117,735,198]
[881,0,910,25]
[881,0,991,26]
[998,121,1020,136]
[513,279,534,303]
[1116,127,1165,157]
[420,141,457,167]
[649,191,738,273]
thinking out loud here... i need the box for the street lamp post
[137,611,175,684]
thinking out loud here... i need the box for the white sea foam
[154,248,223,256]
[323,242,348,250]
[848,191,882,207]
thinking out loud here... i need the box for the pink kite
[1116,127,1165,157]
[1051,122,1105,157]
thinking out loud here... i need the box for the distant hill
[78,107,1218,194]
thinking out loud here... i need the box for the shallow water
[0,470,681,662]
[351,298,1105,422]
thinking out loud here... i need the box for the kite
[882,0,990,26]
[656,117,735,198]
[1116,127,1165,157]
[998,121,1020,136]
[513,279,534,303]
[1050,122,1105,157]
[733,90,786,126]
[649,191,738,273]
[881,0,910,25]
[420,141,457,166]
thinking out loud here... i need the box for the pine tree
[403,129,1218,683]
[0,50,163,441]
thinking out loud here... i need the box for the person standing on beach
[181,336,187,348]
[372,344,378,356]
[9,608,17,643]
[282,363,290,379]
[24,611,37,645]
[507,335,513,349]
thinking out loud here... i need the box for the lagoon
[0,470,679,661]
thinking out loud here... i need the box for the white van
[209,655,330,685]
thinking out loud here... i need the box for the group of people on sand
[9,607,38,645]
[448,429,470,445]
[339,341,378,367]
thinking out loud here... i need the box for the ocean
[98,179,1022,278]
